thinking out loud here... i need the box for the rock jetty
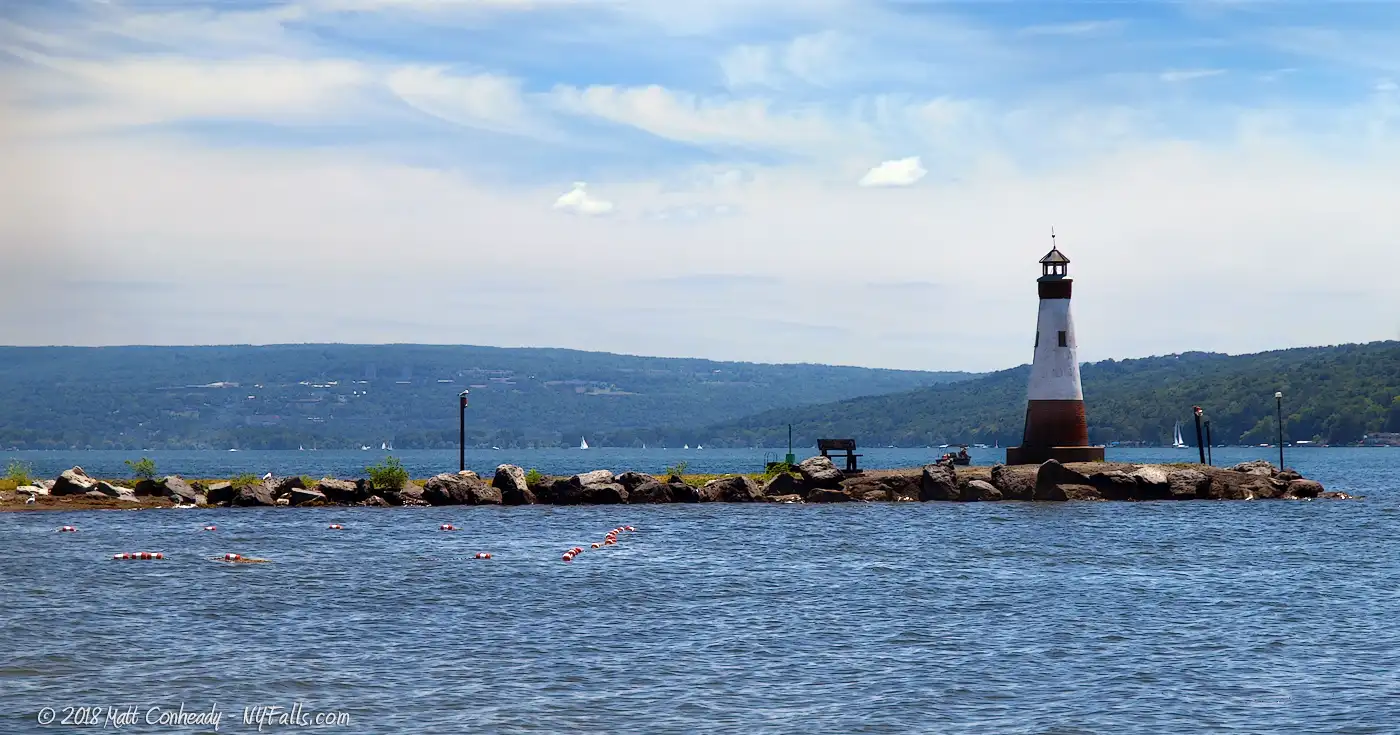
[0,457,1353,511]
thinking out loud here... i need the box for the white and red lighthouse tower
[1006,234,1105,465]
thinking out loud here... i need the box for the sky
[2,0,1399,372]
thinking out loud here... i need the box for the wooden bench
[817,438,862,473]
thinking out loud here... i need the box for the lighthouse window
[1058,331,1067,347]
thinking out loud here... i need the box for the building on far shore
[1006,234,1106,465]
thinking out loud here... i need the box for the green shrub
[5,460,33,486]
[525,468,544,486]
[763,461,795,479]
[662,460,689,478]
[124,457,158,481]
[231,473,259,489]
[366,456,409,491]
[299,475,318,489]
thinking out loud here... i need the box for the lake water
[3,448,1398,733]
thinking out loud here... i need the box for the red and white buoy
[474,552,491,559]
[624,525,635,532]
[439,524,456,531]
[113,552,164,560]
[202,525,217,531]
[561,552,574,562]
[58,526,78,533]
[223,553,242,562]
[591,543,601,549]
[328,524,344,530]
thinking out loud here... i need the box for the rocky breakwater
[2,458,1351,511]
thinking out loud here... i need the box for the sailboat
[580,436,589,450]
[381,442,387,451]
[1172,422,1188,448]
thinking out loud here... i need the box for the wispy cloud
[1159,68,1226,83]
[1018,20,1125,37]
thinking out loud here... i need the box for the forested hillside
[701,342,1400,448]
[0,345,969,450]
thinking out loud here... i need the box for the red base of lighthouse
[1006,399,1104,465]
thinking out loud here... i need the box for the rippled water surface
[3,449,1399,733]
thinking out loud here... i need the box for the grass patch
[5,460,34,487]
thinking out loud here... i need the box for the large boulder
[584,482,630,504]
[574,470,615,487]
[629,481,674,504]
[614,472,655,492]
[494,465,535,505]
[699,476,763,503]
[920,463,960,501]
[961,479,1003,502]
[162,477,199,504]
[95,481,139,501]
[17,485,46,497]
[1207,470,1281,500]
[843,474,919,502]
[1166,469,1210,500]
[1034,460,1096,501]
[204,481,235,505]
[289,487,328,506]
[990,464,1035,501]
[316,478,364,504]
[51,468,98,496]
[230,483,275,507]
[1229,460,1277,477]
[133,479,168,497]
[1086,471,1143,501]
[1129,466,1172,499]
[807,487,858,503]
[273,476,306,499]
[763,473,799,498]
[1285,479,1325,499]
[422,473,502,506]
[669,482,701,503]
[797,456,844,489]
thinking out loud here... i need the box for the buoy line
[112,552,164,560]
[564,525,637,562]
[57,525,78,533]
[213,554,271,564]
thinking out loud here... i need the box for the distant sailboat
[1172,422,1188,448]
[642,442,647,449]
[683,444,690,450]
[381,442,388,451]
[298,445,305,451]
[580,436,589,450]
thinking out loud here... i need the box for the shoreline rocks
[4,458,1356,511]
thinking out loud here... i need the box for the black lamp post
[459,389,470,472]
[1193,406,1206,465]
[1275,391,1285,470]
[1204,420,1213,466]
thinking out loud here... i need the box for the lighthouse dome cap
[1039,247,1070,264]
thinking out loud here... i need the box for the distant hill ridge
[0,344,971,450]
[702,341,1400,448]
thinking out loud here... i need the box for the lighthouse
[1005,233,1106,465]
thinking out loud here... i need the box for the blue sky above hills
[2,0,1399,370]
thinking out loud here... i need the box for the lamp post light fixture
[1275,391,1285,471]
[459,389,470,473]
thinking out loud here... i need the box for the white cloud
[1160,68,1226,83]
[552,182,614,215]
[858,156,927,187]
[387,66,536,135]
[549,84,838,149]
